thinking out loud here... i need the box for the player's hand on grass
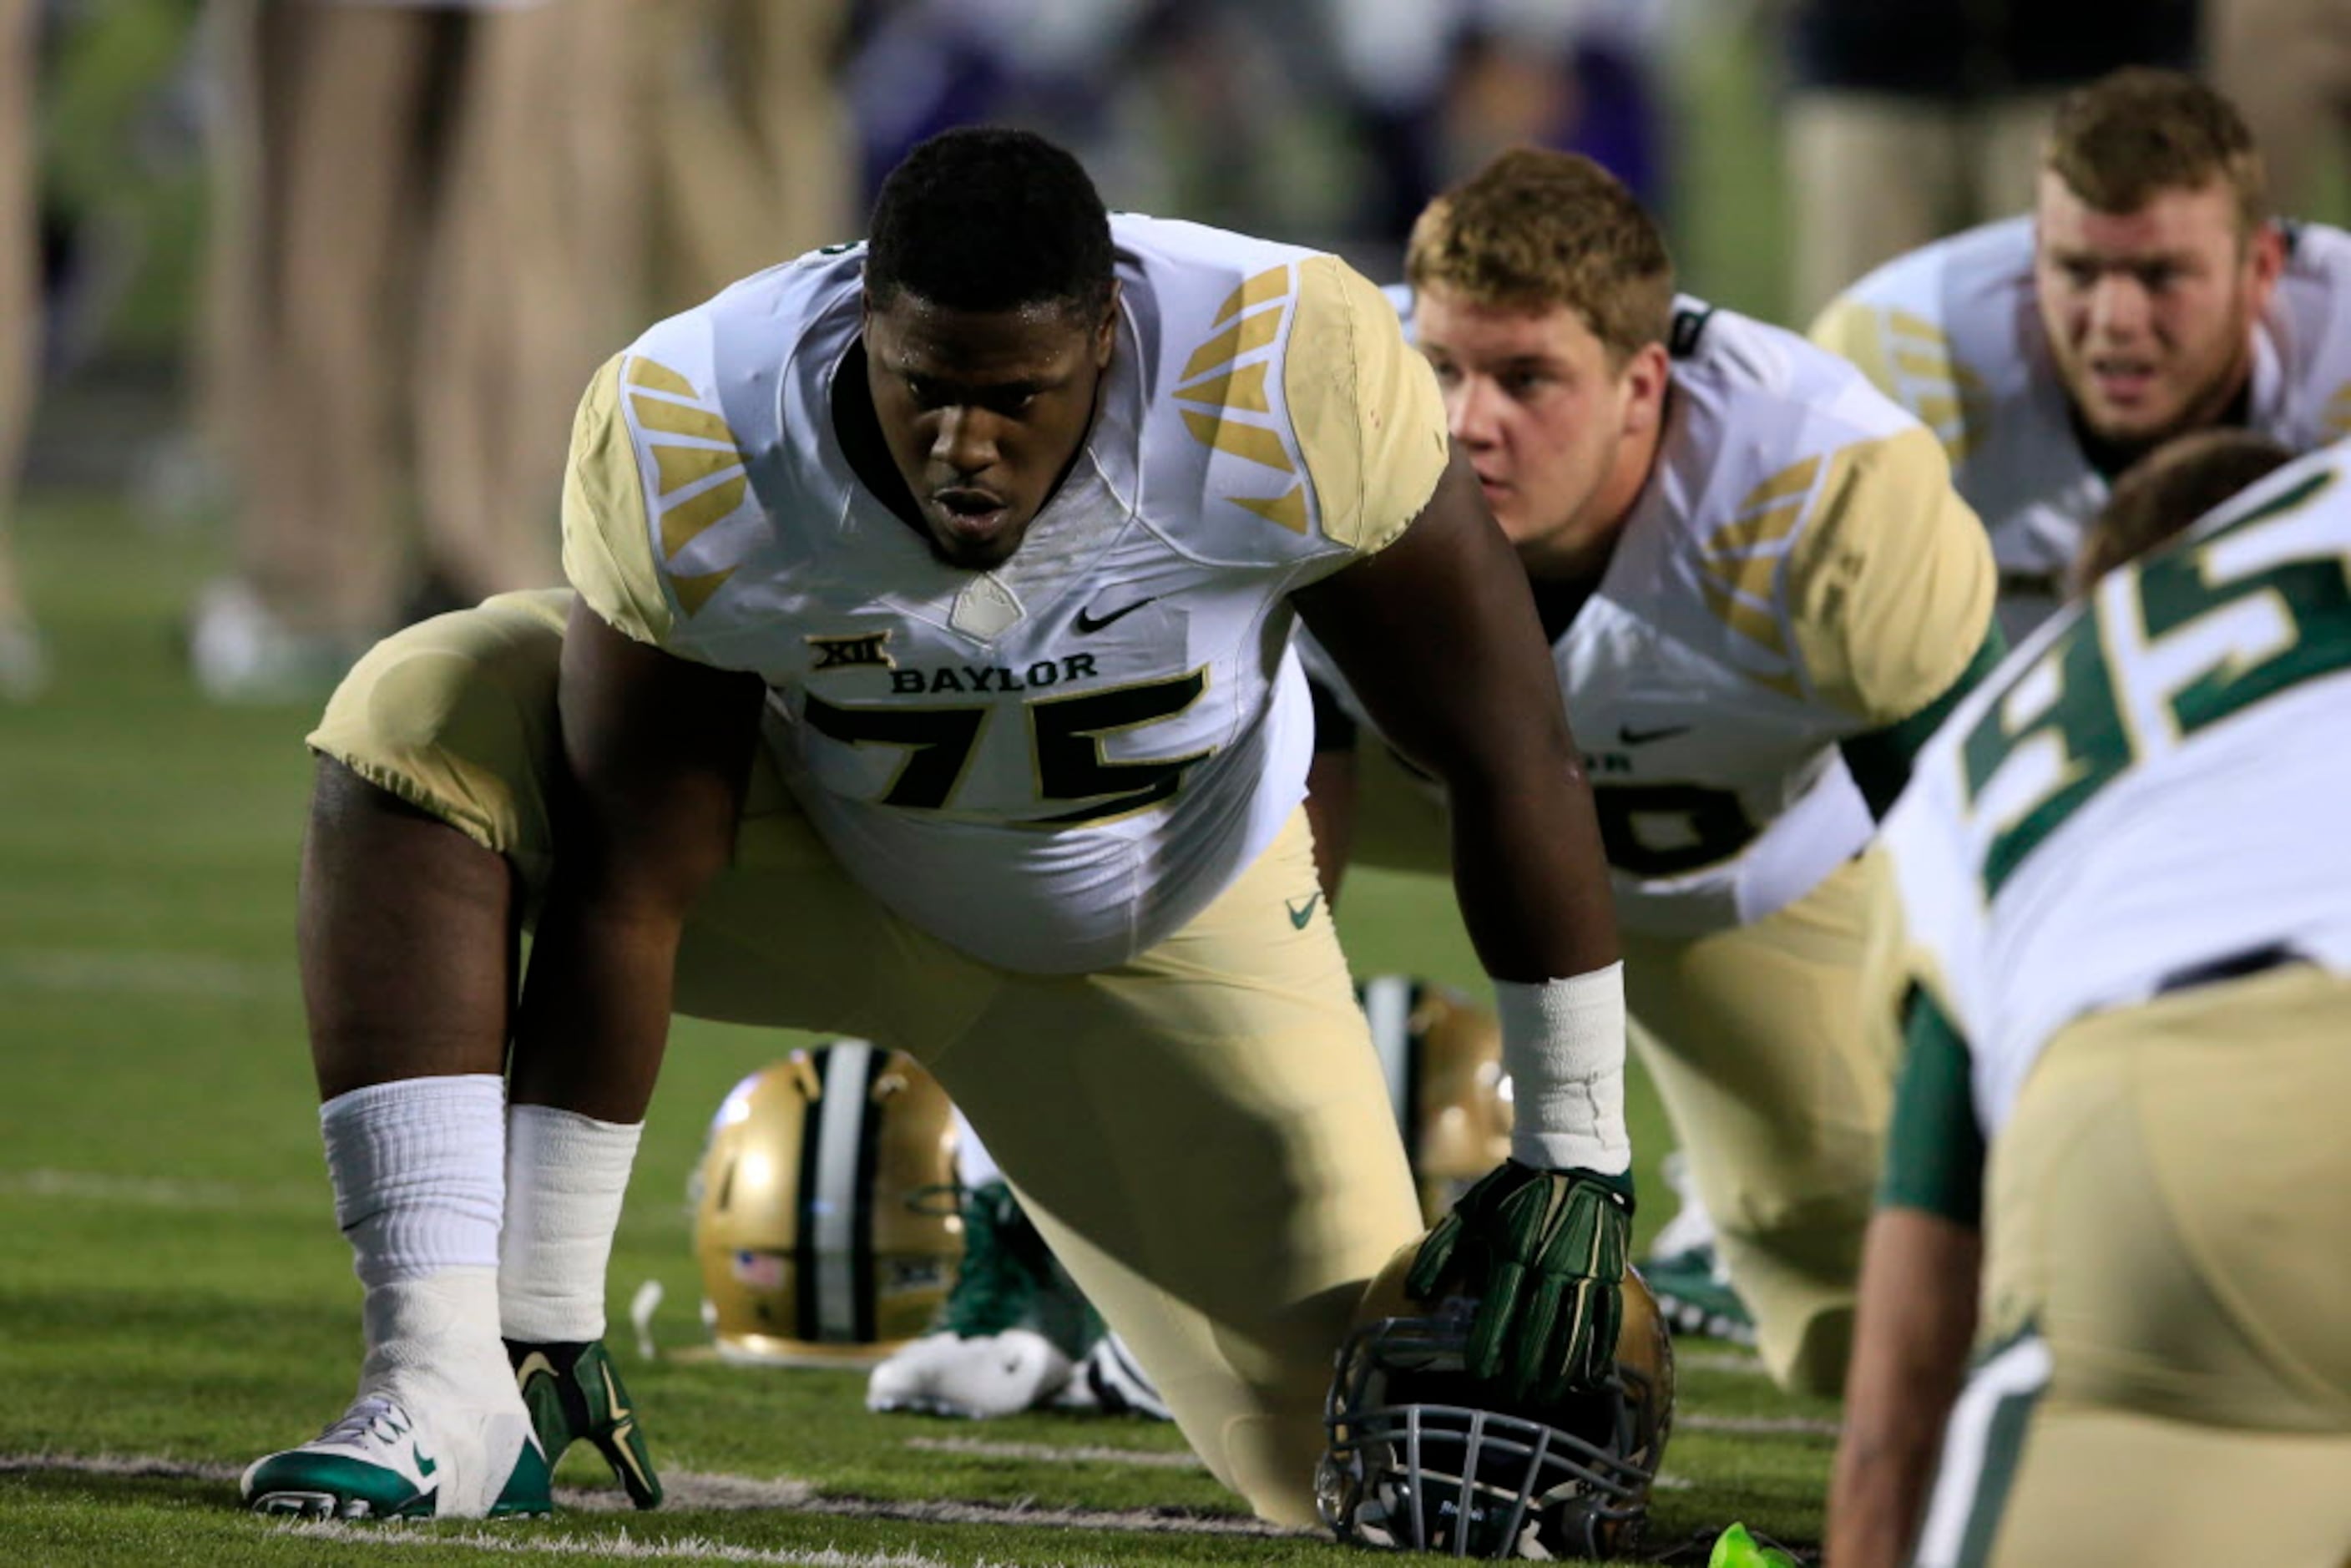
[1408,1159,1634,1403]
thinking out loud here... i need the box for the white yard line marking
[281,1520,977,1566]
[0,1168,318,1212]
[0,948,290,999]
[901,1436,1206,1471]
[3,1452,1296,1539]
[1677,1351,1771,1377]
[0,1453,243,1482]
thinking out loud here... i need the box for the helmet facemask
[1318,1290,1671,1560]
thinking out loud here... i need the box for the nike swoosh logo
[1286,893,1320,929]
[1617,723,1692,745]
[1074,596,1159,634]
[515,1351,559,1389]
[414,1445,437,1478]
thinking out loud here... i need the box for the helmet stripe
[805,1041,879,1343]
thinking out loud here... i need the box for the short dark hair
[2077,429,2294,591]
[865,128,1115,319]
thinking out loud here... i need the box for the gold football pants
[1915,964,2351,1567]
[310,589,1424,1525]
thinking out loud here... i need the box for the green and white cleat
[508,1338,663,1509]
[241,1393,551,1520]
[866,1179,1099,1418]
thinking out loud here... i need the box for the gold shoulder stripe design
[1879,311,1985,463]
[1813,301,1987,464]
[1180,410,1293,472]
[626,358,698,397]
[625,354,749,613]
[1181,307,1286,385]
[2324,383,2351,439]
[1697,457,1818,695]
[1176,265,1304,532]
[1213,266,1290,328]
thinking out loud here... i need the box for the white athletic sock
[320,1075,510,1408]
[321,1074,505,1288]
[498,1103,644,1343]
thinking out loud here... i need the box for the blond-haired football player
[1813,67,2351,641]
[1831,430,2351,1568]
[1303,147,2002,1397]
[240,128,1636,1529]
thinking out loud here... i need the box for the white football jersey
[1312,298,1995,938]
[1880,438,2351,1141]
[1813,215,2351,635]
[559,215,1449,973]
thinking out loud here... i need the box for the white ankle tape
[498,1103,643,1343]
[321,1075,504,1288]
[1493,964,1631,1175]
[359,1267,511,1400]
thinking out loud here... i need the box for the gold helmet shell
[1318,1240,1676,1560]
[1359,975,1514,1226]
[691,1041,961,1367]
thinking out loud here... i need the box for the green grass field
[0,492,1840,1565]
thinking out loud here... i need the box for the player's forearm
[1444,766,1620,984]
[1828,1206,1982,1568]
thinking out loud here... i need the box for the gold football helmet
[691,1041,961,1367]
[1317,1242,1676,1560]
[1359,975,1514,1226]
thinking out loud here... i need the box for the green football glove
[508,1338,664,1509]
[1408,1160,1634,1403]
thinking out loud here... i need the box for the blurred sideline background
[28,0,2341,575]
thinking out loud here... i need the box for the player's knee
[1773,1305,1855,1399]
[311,600,566,859]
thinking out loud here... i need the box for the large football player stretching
[1305,148,2003,1397]
[1833,432,2351,1565]
[1813,67,2351,641]
[242,128,1635,1525]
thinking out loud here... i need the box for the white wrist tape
[1494,964,1631,1176]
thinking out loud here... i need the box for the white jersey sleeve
[1881,439,2351,1141]
[558,219,1449,974]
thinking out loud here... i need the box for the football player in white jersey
[1831,429,2351,1568]
[1813,67,2351,640]
[1302,148,2002,1398]
[240,128,1637,1530]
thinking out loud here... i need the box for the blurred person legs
[645,0,852,307]
[204,0,655,700]
[200,0,455,699]
[1786,92,2056,321]
[2209,0,2351,219]
[0,0,43,698]
[411,0,650,610]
